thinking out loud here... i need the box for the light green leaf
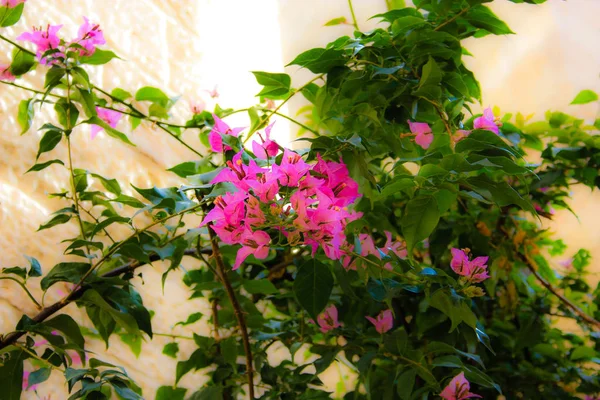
[401,195,440,253]
[570,89,598,105]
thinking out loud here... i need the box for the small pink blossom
[440,372,481,400]
[189,99,206,114]
[473,107,499,134]
[1,0,26,8]
[91,107,122,139]
[366,309,393,334]
[272,149,310,187]
[450,248,489,283]
[0,64,15,82]
[559,258,573,269]
[407,120,433,149]
[17,24,62,64]
[204,85,219,98]
[208,114,244,152]
[315,305,341,333]
[252,122,279,159]
[75,17,105,56]
[232,229,271,270]
[453,129,470,143]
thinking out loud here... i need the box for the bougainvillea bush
[2,0,600,399]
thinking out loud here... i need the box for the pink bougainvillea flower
[76,17,105,56]
[232,229,271,270]
[189,99,206,115]
[208,114,245,152]
[366,309,393,334]
[473,107,499,134]
[450,248,490,283]
[1,0,26,8]
[204,84,219,98]
[312,155,361,206]
[408,120,434,150]
[315,305,341,333]
[453,129,471,143]
[440,372,481,400]
[559,258,573,269]
[0,64,15,82]
[252,122,279,159]
[91,107,122,139]
[17,24,62,63]
[273,149,311,187]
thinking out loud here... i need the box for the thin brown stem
[207,224,255,399]
[519,251,600,330]
[0,248,202,351]
[434,8,469,32]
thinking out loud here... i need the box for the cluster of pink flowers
[342,231,407,271]
[440,372,481,400]
[17,17,105,65]
[450,248,489,283]
[407,107,501,150]
[202,115,363,269]
[1,0,26,8]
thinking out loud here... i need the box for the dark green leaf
[41,262,91,290]
[36,128,62,160]
[26,159,64,173]
[156,386,187,400]
[287,47,345,74]
[26,256,42,277]
[465,5,514,35]
[162,342,179,358]
[26,368,51,389]
[37,213,71,231]
[293,259,334,320]
[0,350,26,400]
[243,279,278,295]
[9,48,36,76]
[401,195,440,253]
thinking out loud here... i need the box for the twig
[0,247,202,351]
[0,277,41,309]
[519,251,600,330]
[207,223,255,399]
[347,0,360,31]
[434,8,469,32]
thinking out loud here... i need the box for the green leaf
[135,86,170,108]
[0,3,25,27]
[44,66,65,89]
[149,103,170,119]
[41,262,91,290]
[111,194,145,208]
[391,16,426,36]
[167,161,209,178]
[37,213,71,231]
[2,266,26,279]
[77,87,98,118]
[252,71,291,99]
[17,98,35,134]
[419,57,442,88]
[465,176,536,214]
[401,195,440,253]
[80,49,120,65]
[176,348,211,383]
[324,16,347,26]
[44,314,85,351]
[80,290,142,337]
[570,89,598,105]
[0,350,26,400]
[188,387,223,400]
[156,386,187,400]
[26,256,42,277]
[9,48,36,76]
[243,279,278,295]
[396,368,417,400]
[90,215,130,238]
[465,5,514,35]
[26,368,51,389]
[26,159,64,173]
[84,116,134,146]
[287,47,345,74]
[293,259,334,320]
[111,88,133,101]
[36,128,62,160]
[90,173,121,195]
[175,312,203,327]
[220,337,237,368]
[162,342,179,358]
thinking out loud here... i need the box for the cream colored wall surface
[1,0,600,399]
